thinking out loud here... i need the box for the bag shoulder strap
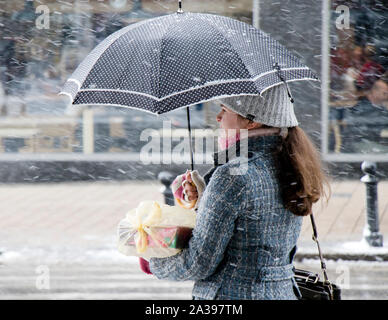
[310,213,334,299]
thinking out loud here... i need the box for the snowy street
[1,0,388,302]
[0,180,388,300]
[1,247,388,300]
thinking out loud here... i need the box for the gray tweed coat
[149,134,303,300]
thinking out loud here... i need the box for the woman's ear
[247,121,262,130]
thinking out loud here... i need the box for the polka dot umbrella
[60,4,319,170]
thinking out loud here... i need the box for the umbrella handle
[175,180,197,209]
[176,197,196,209]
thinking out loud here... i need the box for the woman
[143,85,331,300]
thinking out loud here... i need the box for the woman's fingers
[187,191,198,201]
[186,171,193,183]
[183,171,198,201]
[184,183,198,201]
[184,182,197,192]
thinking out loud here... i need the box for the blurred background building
[0,0,387,181]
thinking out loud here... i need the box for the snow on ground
[298,238,388,256]
[0,244,139,265]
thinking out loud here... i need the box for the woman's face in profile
[216,104,261,131]
[216,104,246,130]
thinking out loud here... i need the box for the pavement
[1,178,388,258]
[296,179,388,262]
[1,178,388,300]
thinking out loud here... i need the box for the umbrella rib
[203,16,318,93]
[111,39,137,90]
[70,18,159,92]
[113,17,174,101]
[203,16,257,90]
[68,15,170,98]
[156,18,178,100]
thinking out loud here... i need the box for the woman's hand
[139,258,152,275]
[171,170,206,210]
[183,171,198,201]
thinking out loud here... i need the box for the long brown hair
[275,127,331,216]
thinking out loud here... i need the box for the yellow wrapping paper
[117,200,196,258]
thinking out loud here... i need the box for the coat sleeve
[149,165,248,281]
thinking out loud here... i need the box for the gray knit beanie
[216,84,298,127]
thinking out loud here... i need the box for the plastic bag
[117,200,196,259]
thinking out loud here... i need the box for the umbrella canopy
[60,11,319,115]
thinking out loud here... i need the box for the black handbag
[294,214,341,300]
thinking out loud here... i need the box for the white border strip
[77,88,158,100]
[58,91,74,102]
[65,78,81,91]
[67,77,320,117]
[75,67,314,101]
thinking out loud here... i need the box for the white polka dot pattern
[60,12,319,114]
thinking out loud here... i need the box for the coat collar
[203,129,283,186]
[212,128,283,166]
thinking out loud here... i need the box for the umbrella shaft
[186,107,194,171]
